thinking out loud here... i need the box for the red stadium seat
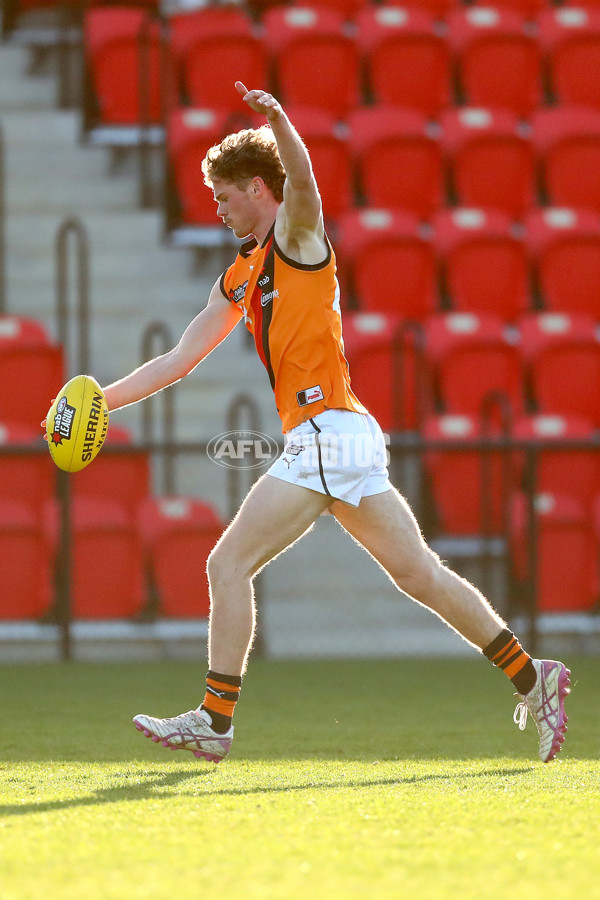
[349,107,444,219]
[519,312,600,425]
[45,497,146,619]
[337,208,438,317]
[72,423,151,523]
[538,7,600,111]
[454,0,545,18]
[510,491,598,611]
[533,107,600,214]
[343,312,426,430]
[447,7,543,117]
[425,312,524,416]
[563,0,600,9]
[423,413,511,534]
[433,207,530,320]
[379,0,460,22]
[263,7,361,119]
[166,107,251,227]
[0,316,64,429]
[356,6,451,117]
[512,414,600,511]
[0,500,53,619]
[524,207,600,317]
[441,107,537,218]
[0,423,55,516]
[138,495,225,618]
[169,8,267,110]
[283,107,353,222]
[288,0,370,18]
[83,6,168,127]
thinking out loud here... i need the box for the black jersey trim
[219,271,229,300]
[239,236,258,258]
[272,233,332,271]
[309,417,332,497]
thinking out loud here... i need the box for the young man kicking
[98,83,570,764]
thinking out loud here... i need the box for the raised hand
[235,81,282,122]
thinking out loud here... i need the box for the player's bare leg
[134,476,330,760]
[206,474,331,675]
[331,486,505,649]
[331,487,571,761]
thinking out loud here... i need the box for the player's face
[212,178,257,239]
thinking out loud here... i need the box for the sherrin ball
[46,374,109,472]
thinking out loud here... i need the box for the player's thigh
[210,472,331,578]
[330,486,433,583]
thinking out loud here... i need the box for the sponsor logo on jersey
[296,385,324,407]
[260,288,279,307]
[230,281,248,304]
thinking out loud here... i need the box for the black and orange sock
[483,629,537,695]
[200,670,242,734]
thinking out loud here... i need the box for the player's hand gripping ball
[46,375,109,472]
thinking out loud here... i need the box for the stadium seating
[356,6,451,117]
[519,312,600,424]
[533,106,600,213]
[512,413,600,510]
[72,423,151,523]
[82,6,169,130]
[456,0,546,17]
[425,312,524,417]
[342,312,425,430]
[336,208,438,317]
[138,495,225,618]
[510,491,598,611]
[524,206,600,316]
[0,499,53,619]
[45,496,146,619]
[447,7,543,116]
[0,316,64,430]
[433,207,530,320]
[263,7,360,119]
[538,7,600,110]
[0,423,55,516]
[422,413,512,535]
[169,7,267,110]
[166,107,253,228]
[287,0,370,18]
[349,106,444,219]
[441,107,537,217]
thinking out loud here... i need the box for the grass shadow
[0,764,533,818]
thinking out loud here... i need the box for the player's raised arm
[102,279,241,412]
[235,81,324,244]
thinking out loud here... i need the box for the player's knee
[395,546,444,603]
[206,544,229,587]
[207,541,253,587]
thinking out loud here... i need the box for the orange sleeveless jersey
[220,226,366,432]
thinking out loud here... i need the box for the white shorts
[267,409,392,507]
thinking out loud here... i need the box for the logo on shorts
[296,385,324,407]
[206,430,279,470]
[51,396,76,445]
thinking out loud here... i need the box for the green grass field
[1,655,599,900]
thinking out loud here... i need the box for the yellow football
[46,374,109,472]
